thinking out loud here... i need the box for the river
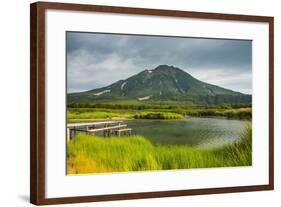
[124,117,248,148]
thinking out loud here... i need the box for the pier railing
[67,121,132,141]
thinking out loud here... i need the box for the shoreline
[67,115,251,124]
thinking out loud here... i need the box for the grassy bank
[67,110,183,120]
[186,107,251,119]
[67,111,120,119]
[67,106,251,122]
[67,124,252,174]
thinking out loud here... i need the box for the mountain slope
[68,65,251,105]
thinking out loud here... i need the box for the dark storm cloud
[67,32,252,94]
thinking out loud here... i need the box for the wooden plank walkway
[67,121,132,141]
[67,121,122,128]
[88,125,127,132]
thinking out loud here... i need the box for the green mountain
[68,65,251,105]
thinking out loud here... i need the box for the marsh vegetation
[67,123,251,174]
[67,104,251,122]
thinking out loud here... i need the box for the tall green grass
[67,124,252,174]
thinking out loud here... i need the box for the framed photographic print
[30,1,274,205]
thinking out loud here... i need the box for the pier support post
[67,128,70,142]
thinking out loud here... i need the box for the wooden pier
[67,121,132,141]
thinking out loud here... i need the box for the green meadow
[67,104,251,122]
[67,123,251,174]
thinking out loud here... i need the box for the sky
[67,32,252,94]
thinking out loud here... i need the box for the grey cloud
[66,32,252,94]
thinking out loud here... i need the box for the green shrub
[133,112,183,119]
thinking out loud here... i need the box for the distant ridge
[68,65,251,105]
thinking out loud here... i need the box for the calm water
[124,117,248,147]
